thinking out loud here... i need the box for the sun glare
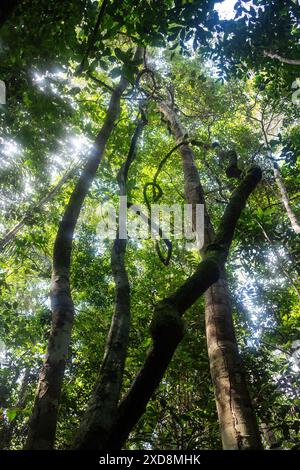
[214,0,237,20]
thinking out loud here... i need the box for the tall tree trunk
[159,100,263,450]
[205,273,262,449]
[72,112,147,450]
[272,162,300,234]
[106,165,262,449]
[25,48,143,450]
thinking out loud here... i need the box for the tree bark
[107,165,262,449]
[25,48,143,450]
[159,100,263,450]
[72,113,147,450]
[272,163,300,234]
[205,273,262,449]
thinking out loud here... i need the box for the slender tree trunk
[256,219,300,299]
[272,163,300,234]
[0,163,80,251]
[72,236,131,450]
[159,100,263,449]
[72,113,147,450]
[25,48,142,450]
[262,128,300,235]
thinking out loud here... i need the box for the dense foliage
[0,0,299,451]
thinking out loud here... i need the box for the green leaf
[89,59,98,72]
[109,66,122,79]
[6,408,17,422]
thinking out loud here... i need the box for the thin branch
[263,51,300,66]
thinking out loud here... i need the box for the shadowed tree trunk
[72,110,148,450]
[159,100,263,450]
[25,48,143,450]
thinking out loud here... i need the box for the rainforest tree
[0,0,299,452]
